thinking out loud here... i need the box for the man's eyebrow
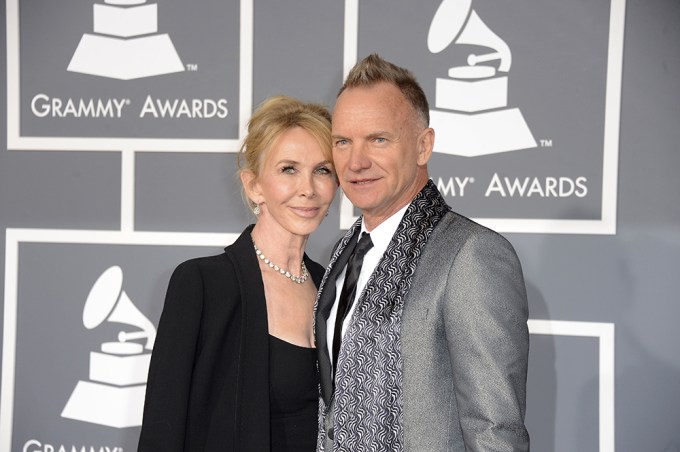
[366,131,391,139]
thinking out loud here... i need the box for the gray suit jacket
[316,210,530,451]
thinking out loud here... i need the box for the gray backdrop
[1,0,679,450]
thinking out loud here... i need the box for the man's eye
[374,137,386,143]
[334,139,348,146]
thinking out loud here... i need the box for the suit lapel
[316,225,361,404]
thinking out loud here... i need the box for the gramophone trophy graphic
[61,266,156,428]
[68,0,184,80]
[428,0,536,156]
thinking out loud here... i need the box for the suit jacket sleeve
[138,259,205,452]
[444,228,530,451]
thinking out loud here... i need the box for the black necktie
[332,232,374,372]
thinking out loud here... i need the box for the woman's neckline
[268,334,316,350]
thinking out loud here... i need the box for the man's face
[331,82,433,229]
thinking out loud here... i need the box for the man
[315,54,530,451]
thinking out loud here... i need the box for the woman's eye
[315,166,332,175]
[281,166,296,174]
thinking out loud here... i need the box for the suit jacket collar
[315,221,362,404]
[315,180,450,406]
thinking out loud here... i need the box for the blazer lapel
[224,225,271,450]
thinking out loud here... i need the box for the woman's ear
[240,170,263,206]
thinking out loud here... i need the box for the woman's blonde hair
[238,95,332,184]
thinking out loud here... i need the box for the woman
[138,96,337,451]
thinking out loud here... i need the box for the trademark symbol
[540,139,553,147]
[186,63,198,72]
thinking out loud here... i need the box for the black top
[269,335,319,451]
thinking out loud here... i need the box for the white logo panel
[1,230,237,450]
[6,0,253,152]
[340,0,626,235]
[527,320,615,452]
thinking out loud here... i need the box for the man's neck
[362,178,428,231]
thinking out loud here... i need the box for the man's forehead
[336,82,401,103]
[334,85,410,119]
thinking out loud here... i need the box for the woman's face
[246,126,337,238]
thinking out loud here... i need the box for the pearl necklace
[252,239,309,284]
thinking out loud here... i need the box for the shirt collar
[359,203,409,253]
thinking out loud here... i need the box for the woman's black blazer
[138,225,325,452]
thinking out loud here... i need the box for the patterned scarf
[319,180,450,451]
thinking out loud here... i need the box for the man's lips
[347,177,379,185]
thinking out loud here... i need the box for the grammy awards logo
[61,266,156,428]
[428,0,536,156]
[68,0,184,80]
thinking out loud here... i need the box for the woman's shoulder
[172,227,255,276]
[169,252,236,286]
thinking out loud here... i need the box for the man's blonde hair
[338,53,430,127]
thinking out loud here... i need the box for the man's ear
[240,170,263,206]
[417,127,435,166]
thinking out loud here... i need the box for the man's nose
[347,143,371,171]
